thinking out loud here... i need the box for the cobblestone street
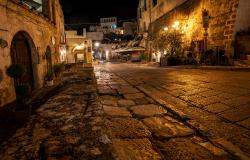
[97,63,250,159]
[0,65,250,159]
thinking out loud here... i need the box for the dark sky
[59,0,138,24]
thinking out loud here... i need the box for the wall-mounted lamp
[164,27,169,31]
[0,39,8,48]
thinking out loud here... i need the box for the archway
[10,31,37,91]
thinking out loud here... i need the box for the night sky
[59,0,138,24]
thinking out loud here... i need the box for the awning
[112,47,145,53]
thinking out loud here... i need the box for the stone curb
[159,65,250,72]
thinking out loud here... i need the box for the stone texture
[143,117,194,139]
[124,93,145,100]
[131,104,167,117]
[213,138,250,160]
[237,118,250,129]
[197,142,229,158]
[219,105,250,122]
[204,103,232,113]
[156,138,216,160]
[118,100,136,107]
[101,100,118,106]
[118,86,140,94]
[95,63,250,157]
[107,118,151,138]
[103,106,132,117]
[0,0,65,107]
[112,139,161,160]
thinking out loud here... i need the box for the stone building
[0,0,65,107]
[138,0,250,62]
[65,31,93,65]
[123,22,137,36]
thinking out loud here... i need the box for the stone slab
[156,138,216,160]
[130,104,167,117]
[107,118,151,138]
[219,105,250,122]
[118,100,136,107]
[237,118,250,129]
[103,106,132,117]
[143,117,194,139]
[112,139,161,160]
[204,103,232,113]
[118,87,140,94]
[213,138,250,160]
[124,93,145,100]
[101,100,118,106]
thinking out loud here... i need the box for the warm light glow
[95,42,100,47]
[164,27,168,31]
[75,45,84,50]
[172,21,180,29]
[174,21,180,26]
[59,46,67,62]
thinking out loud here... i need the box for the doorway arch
[10,31,38,91]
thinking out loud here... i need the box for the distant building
[65,31,93,65]
[0,0,65,107]
[100,17,117,30]
[123,22,137,36]
[86,31,104,42]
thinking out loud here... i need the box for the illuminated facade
[138,0,250,61]
[0,0,65,107]
[65,31,93,65]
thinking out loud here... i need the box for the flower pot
[46,80,54,87]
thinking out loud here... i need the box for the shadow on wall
[0,69,3,82]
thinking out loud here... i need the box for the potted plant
[53,63,65,77]
[45,71,54,86]
[6,64,31,105]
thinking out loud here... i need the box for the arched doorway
[10,31,37,91]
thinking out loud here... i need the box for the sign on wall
[0,39,8,48]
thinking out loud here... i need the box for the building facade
[0,0,65,107]
[123,22,137,36]
[65,31,93,65]
[138,0,250,62]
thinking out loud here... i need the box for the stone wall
[0,0,65,107]
[138,0,187,33]
[138,0,249,60]
[148,0,241,58]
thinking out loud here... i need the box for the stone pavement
[96,63,250,160]
[95,66,242,160]
[0,68,113,160]
[0,65,249,159]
